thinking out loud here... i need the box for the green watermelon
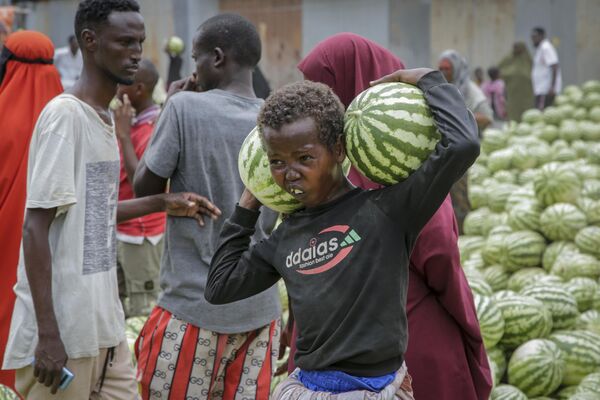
[549,330,600,386]
[507,268,547,292]
[468,276,494,296]
[551,251,600,281]
[583,80,600,94]
[482,232,508,266]
[542,241,579,271]
[521,283,579,329]
[493,290,518,302]
[534,163,581,207]
[567,393,599,400]
[580,120,600,141]
[538,124,559,142]
[483,264,510,291]
[496,294,553,348]
[507,339,564,397]
[458,235,486,262]
[566,278,599,312]
[576,371,600,395]
[489,183,520,212]
[504,230,547,272]
[577,197,600,225]
[488,149,514,173]
[468,163,491,185]
[554,385,579,399]
[544,106,563,125]
[588,106,600,122]
[575,310,600,335]
[239,127,351,213]
[463,252,486,270]
[344,82,441,185]
[575,226,600,258]
[522,109,544,124]
[508,203,543,233]
[239,127,303,213]
[0,385,18,400]
[468,185,488,209]
[559,120,582,142]
[540,204,587,241]
[493,170,518,184]
[464,207,493,236]
[490,384,528,400]
[488,346,507,384]
[582,179,600,200]
[482,128,510,153]
[505,187,537,209]
[473,294,504,349]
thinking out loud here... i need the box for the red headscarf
[298,33,405,190]
[0,31,62,390]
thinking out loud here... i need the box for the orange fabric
[0,31,62,390]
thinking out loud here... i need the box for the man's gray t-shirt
[144,89,280,333]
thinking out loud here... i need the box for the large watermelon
[551,251,600,281]
[575,226,600,258]
[507,339,564,397]
[533,162,581,207]
[566,277,599,312]
[576,371,600,395]
[488,346,507,384]
[238,127,351,213]
[575,310,600,334]
[344,82,441,185]
[482,264,509,291]
[507,267,547,293]
[520,283,579,329]
[542,241,579,271]
[490,384,528,400]
[507,202,542,232]
[473,294,505,348]
[549,330,600,386]
[539,203,587,241]
[496,294,553,349]
[503,230,546,272]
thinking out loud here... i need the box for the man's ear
[80,29,97,53]
[214,47,225,68]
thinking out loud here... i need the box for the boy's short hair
[487,66,500,80]
[74,0,140,44]
[196,13,261,68]
[258,81,345,151]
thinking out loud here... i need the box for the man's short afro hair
[75,0,140,44]
[258,81,345,151]
[196,13,261,68]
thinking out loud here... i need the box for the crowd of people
[0,0,565,399]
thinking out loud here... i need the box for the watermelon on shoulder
[344,82,441,185]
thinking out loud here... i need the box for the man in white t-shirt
[2,1,220,399]
[531,26,562,110]
[54,35,83,91]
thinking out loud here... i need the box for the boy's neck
[216,68,256,98]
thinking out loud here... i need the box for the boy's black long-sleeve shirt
[206,71,480,376]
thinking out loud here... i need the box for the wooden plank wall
[220,0,303,89]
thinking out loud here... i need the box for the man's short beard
[104,68,134,86]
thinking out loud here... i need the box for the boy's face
[93,11,145,85]
[263,117,346,209]
[191,31,219,92]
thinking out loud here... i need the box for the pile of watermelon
[460,80,600,399]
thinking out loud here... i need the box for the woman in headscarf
[438,49,493,131]
[0,30,63,392]
[287,32,492,400]
[498,41,534,121]
[438,49,491,233]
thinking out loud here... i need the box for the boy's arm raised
[206,189,281,304]
[370,69,480,238]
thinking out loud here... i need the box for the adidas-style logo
[340,229,361,247]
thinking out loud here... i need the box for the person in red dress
[293,32,492,400]
[0,30,63,393]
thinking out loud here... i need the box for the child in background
[482,66,507,120]
[206,68,480,399]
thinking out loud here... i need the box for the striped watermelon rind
[549,330,600,386]
[539,203,588,242]
[504,230,547,272]
[566,277,599,312]
[520,283,580,330]
[575,310,600,335]
[576,371,600,396]
[551,251,600,281]
[344,82,440,185]
[496,295,553,349]
[542,241,578,271]
[507,339,564,397]
[575,226,600,258]
[474,294,505,349]
[533,162,581,207]
[490,384,528,400]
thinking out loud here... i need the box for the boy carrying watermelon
[205,67,480,399]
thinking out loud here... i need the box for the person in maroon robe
[287,32,493,400]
